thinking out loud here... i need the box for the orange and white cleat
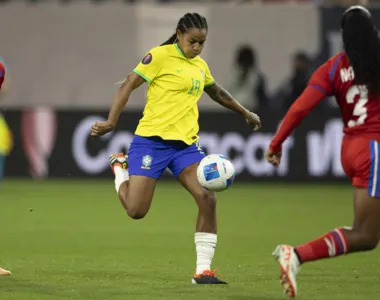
[0,268,11,276]
[192,270,227,284]
[109,153,128,174]
[272,245,300,298]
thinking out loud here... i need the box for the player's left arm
[267,62,332,166]
[204,82,261,130]
[203,61,251,114]
[204,82,249,116]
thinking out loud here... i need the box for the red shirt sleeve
[269,62,331,152]
[0,62,5,91]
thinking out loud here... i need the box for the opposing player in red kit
[0,58,11,276]
[266,6,380,298]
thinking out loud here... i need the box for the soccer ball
[197,154,236,192]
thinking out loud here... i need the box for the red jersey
[0,62,4,91]
[270,51,380,152]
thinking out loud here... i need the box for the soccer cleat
[273,245,300,298]
[192,270,227,284]
[109,153,128,174]
[0,268,11,276]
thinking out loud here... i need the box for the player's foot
[192,270,227,284]
[0,268,11,276]
[272,245,300,298]
[109,153,128,174]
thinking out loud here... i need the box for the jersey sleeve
[269,74,329,152]
[308,60,332,96]
[133,47,163,83]
[204,62,215,87]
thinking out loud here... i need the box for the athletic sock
[295,227,349,263]
[195,232,217,274]
[114,166,129,193]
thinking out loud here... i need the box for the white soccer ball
[197,154,236,192]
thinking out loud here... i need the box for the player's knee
[126,206,148,220]
[125,199,149,220]
[362,236,379,250]
[125,189,153,220]
[358,232,379,251]
[197,190,216,211]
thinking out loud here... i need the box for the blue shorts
[128,135,205,179]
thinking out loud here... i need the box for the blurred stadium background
[1,1,380,300]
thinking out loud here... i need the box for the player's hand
[265,148,282,167]
[91,120,115,137]
[245,111,261,131]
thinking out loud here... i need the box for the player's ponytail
[161,33,178,46]
[341,6,380,95]
[160,13,208,47]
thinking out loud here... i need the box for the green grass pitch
[1,180,380,300]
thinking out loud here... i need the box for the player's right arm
[91,48,162,137]
[91,72,144,137]
[107,72,144,126]
[266,61,332,166]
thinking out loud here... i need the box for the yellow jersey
[133,44,215,145]
[0,114,12,156]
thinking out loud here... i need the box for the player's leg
[169,143,226,284]
[345,188,380,251]
[272,138,380,298]
[109,136,170,219]
[111,155,156,219]
[0,267,11,276]
[274,187,380,297]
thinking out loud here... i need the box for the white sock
[114,166,129,193]
[195,232,217,274]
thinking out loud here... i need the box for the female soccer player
[91,12,261,284]
[0,57,11,276]
[266,6,380,297]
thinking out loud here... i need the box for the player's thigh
[127,135,172,205]
[348,139,380,238]
[169,141,205,179]
[127,175,157,211]
[352,188,380,241]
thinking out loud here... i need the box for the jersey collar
[174,43,185,57]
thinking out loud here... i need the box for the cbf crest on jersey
[141,155,153,170]
[142,53,153,65]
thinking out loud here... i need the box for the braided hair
[161,13,208,46]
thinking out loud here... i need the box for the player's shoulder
[148,45,172,57]
[312,51,347,81]
[325,51,347,68]
[140,45,169,65]
[193,55,210,68]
